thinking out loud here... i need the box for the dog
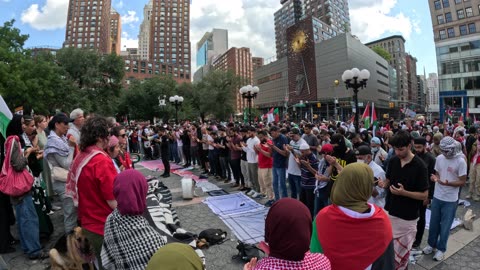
[49,227,95,270]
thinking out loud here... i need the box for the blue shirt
[273,134,289,168]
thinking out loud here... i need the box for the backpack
[198,229,227,246]
[233,241,263,262]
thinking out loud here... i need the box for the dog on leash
[49,227,95,270]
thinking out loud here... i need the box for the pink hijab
[113,170,148,216]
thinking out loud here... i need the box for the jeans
[288,174,301,199]
[183,145,191,166]
[15,194,42,256]
[219,156,229,179]
[314,187,330,217]
[208,150,219,176]
[53,181,78,233]
[241,160,250,187]
[272,167,288,201]
[247,163,260,192]
[230,158,244,185]
[190,146,199,166]
[427,198,457,252]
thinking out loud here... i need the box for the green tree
[371,46,392,62]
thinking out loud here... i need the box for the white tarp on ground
[203,192,265,216]
[220,208,269,244]
[203,192,267,244]
[195,181,222,192]
[425,209,462,230]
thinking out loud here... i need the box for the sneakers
[466,194,472,199]
[422,245,435,255]
[433,250,445,261]
[252,192,263,199]
[247,190,256,196]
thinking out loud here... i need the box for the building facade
[193,29,228,82]
[406,53,419,110]
[252,57,265,71]
[274,0,349,59]
[365,36,410,107]
[110,9,121,55]
[213,47,253,113]
[64,0,113,53]
[427,72,440,118]
[138,0,154,60]
[148,0,191,81]
[428,0,480,121]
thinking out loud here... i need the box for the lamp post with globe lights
[169,95,184,124]
[341,68,370,132]
[239,85,260,125]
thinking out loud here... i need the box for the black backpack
[198,229,227,246]
[233,241,263,262]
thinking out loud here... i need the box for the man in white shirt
[285,128,307,199]
[355,145,386,208]
[67,108,84,152]
[241,127,261,198]
[423,137,467,261]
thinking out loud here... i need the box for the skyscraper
[274,0,350,59]
[64,0,112,53]
[193,29,228,82]
[149,0,191,79]
[428,0,480,121]
[138,0,153,60]
[110,9,121,55]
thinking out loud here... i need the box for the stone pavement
[2,162,480,270]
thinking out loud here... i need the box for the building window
[445,12,453,22]
[455,0,462,3]
[442,0,450,8]
[434,0,442,9]
[439,29,447,39]
[437,15,445,24]
[460,24,468,35]
[457,9,465,19]
[466,7,474,17]
[447,27,455,38]
[469,23,477,33]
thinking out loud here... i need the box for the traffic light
[317,102,321,108]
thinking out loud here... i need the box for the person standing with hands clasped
[378,130,429,270]
[423,137,467,261]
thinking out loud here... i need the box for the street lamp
[169,95,184,124]
[239,85,260,125]
[332,79,340,121]
[342,68,370,132]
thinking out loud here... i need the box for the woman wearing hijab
[245,198,331,270]
[146,243,204,270]
[101,170,167,270]
[310,163,394,270]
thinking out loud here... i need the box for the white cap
[299,143,310,150]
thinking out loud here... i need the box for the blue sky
[0,0,437,75]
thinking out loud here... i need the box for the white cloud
[20,0,68,30]
[121,11,139,25]
[349,0,417,43]
[113,0,124,9]
[121,31,138,49]
[190,0,281,72]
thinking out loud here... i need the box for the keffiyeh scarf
[440,136,461,159]
[44,130,70,158]
[101,209,167,270]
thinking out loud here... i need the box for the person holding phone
[379,130,429,269]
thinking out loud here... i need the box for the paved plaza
[2,163,480,270]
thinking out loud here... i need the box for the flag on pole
[372,102,378,135]
[445,108,453,122]
[0,96,12,139]
[361,102,371,129]
[267,108,275,123]
[273,108,280,123]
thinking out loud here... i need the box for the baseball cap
[299,143,310,150]
[48,113,74,130]
[371,137,381,145]
[355,145,371,155]
[320,144,333,154]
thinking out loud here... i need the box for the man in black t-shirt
[380,130,429,269]
[158,127,170,178]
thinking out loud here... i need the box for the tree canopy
[371,46,392,62]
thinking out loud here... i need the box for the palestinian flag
[362,102,371,129]
[0,96,12,139]
[274,108,280,122]
[445,108,453,122]
[372,103,378,134]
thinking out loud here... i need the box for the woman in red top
[69,116,117,269]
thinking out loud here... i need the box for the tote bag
[0,136,34,196]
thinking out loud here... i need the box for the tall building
[417,75,427,112]
[365,36,410,106]
[213,47,253,113]
[193,29,228,82]
[64,0,112,53]
[406,53,419,110]
[110,9,121,55]
[426,73,440,117]
[428,0,480,121]
[149,0,191,80]
[138,0,153,60]
[274,0,350,59]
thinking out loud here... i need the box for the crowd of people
[0,110,475,269]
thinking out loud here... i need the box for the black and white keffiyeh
[101,209,167,270]
[440,136,461,159]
